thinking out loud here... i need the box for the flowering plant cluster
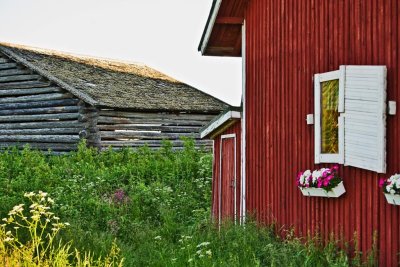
[379,174,400,195]
[296,165,342,192]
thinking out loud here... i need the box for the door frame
[219,133,237,224]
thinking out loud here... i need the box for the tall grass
[0,140,371,266]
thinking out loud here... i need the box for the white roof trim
[200,110,241,138]
[200,0,222,55]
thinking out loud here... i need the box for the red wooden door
[219,134,236,223]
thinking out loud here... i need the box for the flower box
[297,165,345,198]
[379,174,400,205]
[299,182,346,198]
[384,193,400,206]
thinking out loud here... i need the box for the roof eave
[198,0,223,55]
[200,109,241,139]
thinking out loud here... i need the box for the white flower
[205,249,212,256]
[303,170,311,177]
[197,241,210,248]
[386,185,393,193]
[38,191,48,197]
[5,231,11,236]
[312,175,318,183]
[390,189,396,195]
[24,192,35,197]
[312,170,321,179]
[395,179,400,189]
[154,236,162,240]
[4,237,13,242]
[299,176,305,185]
[188,258,193,263]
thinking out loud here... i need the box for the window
[314,65,387,173]
[314,70,344,164]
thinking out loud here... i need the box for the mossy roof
[0,43,227,113]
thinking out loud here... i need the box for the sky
[0,0,242,106]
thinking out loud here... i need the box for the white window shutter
[342,65,387,173]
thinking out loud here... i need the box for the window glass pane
[321,79,339,154]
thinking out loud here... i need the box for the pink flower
[323,180,329,187]
[317,180,323,188]
[378,178,386,188]
[332,165,339,170]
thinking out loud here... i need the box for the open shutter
[342,65,387,173]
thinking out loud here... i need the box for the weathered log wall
[97,109,214,150]
[0,54,84,153]
[0,52,216,152]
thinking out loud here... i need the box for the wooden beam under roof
[215,17,243,25]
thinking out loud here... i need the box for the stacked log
[0,54,215,152]
[97,110,214,150]
[0,56,83,153]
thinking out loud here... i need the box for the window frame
[314,70,344,164]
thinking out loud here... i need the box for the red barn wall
[212,121,242,222]
[244,0,400,265]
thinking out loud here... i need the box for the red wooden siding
[212,121,241,223]
[244,0,399,265]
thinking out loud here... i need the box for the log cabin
[199,0,400,265]
[0,43,228,153]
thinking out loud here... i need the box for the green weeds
[0,140,369,266]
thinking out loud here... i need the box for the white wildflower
[4,237,13,242]
[38,191,48,197]
[154,236,162,240]
[197,241,210,248]
[205,249,212,256]
[24,192,35,197]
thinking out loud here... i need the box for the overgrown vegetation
[0,140,369,266]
